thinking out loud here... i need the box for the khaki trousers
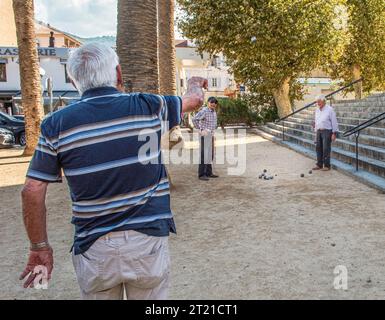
[72,230,170,300]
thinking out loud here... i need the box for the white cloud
[34,0,184,39]
[34,0,117,38]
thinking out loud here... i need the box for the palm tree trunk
[272,77,293,118]
[157,0,180,190]
[158,0,177,96]
[117,0,159,94]
[13,0,44,156]
[158,0,182,143]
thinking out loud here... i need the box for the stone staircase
[254,93,385,192]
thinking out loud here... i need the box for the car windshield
[0,111,18,121]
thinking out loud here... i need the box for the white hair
[316,94,327,102]
[67,43,119,94]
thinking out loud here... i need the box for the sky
[35,0,183,39]
[35,0,117,37]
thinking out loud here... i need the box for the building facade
[0,47,78,114]
[0,6,82,115]
[0,0,17,47]
[295,69,355,109]
[35,21,82,48]
[175,40,237,100]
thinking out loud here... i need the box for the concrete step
[333,101,385,108]
[295,110,384,121]
[333,106,385,113]
[300,105,385,112]
[288,115,385,129]
[252,127,385,193]
[333,95,385,105]
[267,122,385,160]
[280,118,385,139]
[259,124,385,178]
[266,94,385,191]
[278,118,385,148]
[297,108,385,119]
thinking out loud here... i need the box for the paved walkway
[1,131,385,299]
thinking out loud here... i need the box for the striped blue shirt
[26,86,182,255]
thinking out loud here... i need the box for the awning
[0,91,20,98]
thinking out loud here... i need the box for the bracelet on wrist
[30,241,50,251]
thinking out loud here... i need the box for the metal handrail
[277,78,364,123]
[343,110,385,172]
[343,111,385,138]
[276,78,363,142]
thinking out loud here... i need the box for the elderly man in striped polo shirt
[19,43,207,300]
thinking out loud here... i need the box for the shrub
[217,94,278,128]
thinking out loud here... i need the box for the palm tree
[158,0,177,96]
[117,0,159,94]
[117,0,178,188]
[158,0,183,151]
[12,0,44,156]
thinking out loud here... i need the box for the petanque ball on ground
[301,174,305,178]
[309,170,313,174]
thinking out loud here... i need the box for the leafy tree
[178,0,344,117]
[328,0,385,98]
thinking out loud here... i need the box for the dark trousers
[316,129,332,168]
[199,135,214,177]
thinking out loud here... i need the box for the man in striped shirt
[19,43,207,299]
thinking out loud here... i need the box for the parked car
[13,115,25,121]
[0,111,26,146]
[0,128,15,148]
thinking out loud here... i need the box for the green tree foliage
[328,0,385,96]
[178,0,344,117]
[216,93,278,128]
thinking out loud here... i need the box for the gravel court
[1,130,385,299]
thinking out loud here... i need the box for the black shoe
[208,174,219,178]
[199,176,210,181]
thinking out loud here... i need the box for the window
[64,64,71,83]
[180,79,184,88]
[211,78,218,88]
[211,55,220,67]
[0,63,7,82]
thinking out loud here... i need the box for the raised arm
[182,77,208,113]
